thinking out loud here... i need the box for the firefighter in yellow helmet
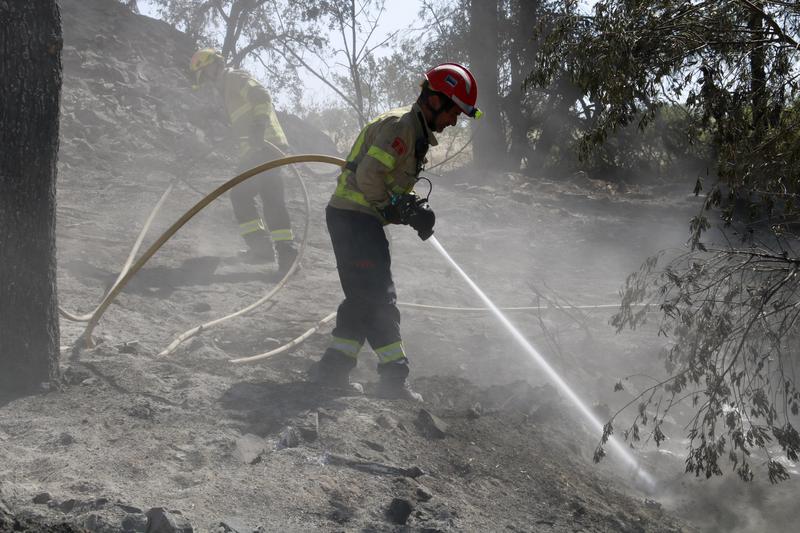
[309,64,481,401]
[189,48,297,272]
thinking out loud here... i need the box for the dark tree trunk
[221,0,246,63]
[0,1,62,393]
[468,0,506,170]
[506,0,540,170]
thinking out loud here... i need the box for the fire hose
[65,153,646,360]
[59,183,174,322]
[70,153,345,351]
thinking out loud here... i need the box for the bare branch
[736,0,800,48]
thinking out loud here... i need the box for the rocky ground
[2,1,798,532]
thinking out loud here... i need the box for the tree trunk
[468,0,506,170]
[221,1,244,62]
[506,0,540,170]
[348,0,366,128]
[0,1,62,393]
[533,75,581,165]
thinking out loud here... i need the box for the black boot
[376,360,423,402]
[275,240,298,275]
[239,231,274,263]
[308,350,362,393]
[376,378,423,402]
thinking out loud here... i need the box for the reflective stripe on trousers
[239,218,265,236]
[329,336,363,359]
[323,206,406,365]
[270,228,293,242]
[374,341,406,364]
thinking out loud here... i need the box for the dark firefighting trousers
[321,206,410,381]
[231,147,293,246]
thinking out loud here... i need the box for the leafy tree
[279,0,404,127]
[152,0,409,130]
[0,0,62,393]
[415,0,598,172]
[153,0,315,67]
[531,0,800,481]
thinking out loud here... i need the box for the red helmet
[424,63,482,119]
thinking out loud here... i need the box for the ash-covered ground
[2,1,798,532]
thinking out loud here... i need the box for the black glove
[407,199,435,241]
[379,194,418,225]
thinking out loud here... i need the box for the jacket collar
[412,102,438,147]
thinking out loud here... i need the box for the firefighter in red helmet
[310,63,481,401]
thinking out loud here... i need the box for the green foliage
[609,246,800,482]
[151,0,410,127]
[152,0,319,67]
[574,104,712,182]
[536,0,800,481]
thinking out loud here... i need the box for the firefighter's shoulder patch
[391,137,407,156]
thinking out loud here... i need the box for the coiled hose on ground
[70,154,346,353]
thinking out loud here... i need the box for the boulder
[144,508,193,533]
[386,498,413,525]
[277,427,300,449]
[415,409,448,439]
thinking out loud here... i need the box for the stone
[375,412,398,429]
[415,409,448,439]
[644,498,662,510]
[467,402,483,419]
[82,513,116,530]
[58,432,76,446]
[122,512,148,532]
[296,411,319,442]
[234,434,266,464]
[32,492,52,504]
[277,427,300,449]
[117,503,144,514]
[415,486,433,502]
[116,341,141,354]
[54,497,109,514]
[360,439,385,452]
[328,499,355,524]
[145,507,193,533]
[386,498,413,525]
[62,365,92,385]
[58,499,79,513]
[126,402,156,420]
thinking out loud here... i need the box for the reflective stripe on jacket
[328,103,438,219]
[218,69,288,155]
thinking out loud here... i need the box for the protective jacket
[329,103,438,219]
[216,68,288,156]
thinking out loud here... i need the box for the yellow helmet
[190,47,223,72]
